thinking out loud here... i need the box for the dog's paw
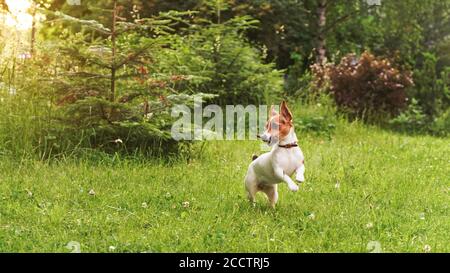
[288,184,299,192]
[296,174,305,183]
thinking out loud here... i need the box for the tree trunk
[30,4,36,57]
[110,0,117,102]
[316,0,327,64]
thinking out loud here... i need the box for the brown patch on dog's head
[263,101,294,141]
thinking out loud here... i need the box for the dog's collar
[278,142,298,149]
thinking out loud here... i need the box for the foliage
[1,121,450,252]
[170,14,283,105]
[0,52,54,159]
[389,99,428,133]
[410,53,450,118]
[289,94,339,139]
[2,1,450,254]
[312,52,414,121]
[1,0,449,162]
[43,8,204,156]
[430,108,450,136]
[389,53,449,135]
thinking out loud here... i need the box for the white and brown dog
[245,101,305,207]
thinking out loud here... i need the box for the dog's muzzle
[257,134,271,143]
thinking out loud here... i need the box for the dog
[244,101,305,207]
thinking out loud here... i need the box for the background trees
[0,0,448,157]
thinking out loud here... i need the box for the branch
[63,72,110,79]
[115,73,141,80]
[323,0,338,9]
[114,44,154,69]
[321,4,379,34]
[40,9,111,35]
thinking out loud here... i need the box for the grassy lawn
[0,123,449,253]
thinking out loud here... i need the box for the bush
[291,94,339,139]
[389,98,428,133]
[430,108,450,136]
[312,51,414,121]
[389,99,450,136]
[163,15,284,105]
[410,53,449,118]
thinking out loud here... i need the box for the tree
[41,1,212,155]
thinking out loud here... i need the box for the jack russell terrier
[245,101,305,207]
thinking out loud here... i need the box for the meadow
[0,0,449,254]
[1,120,449,253]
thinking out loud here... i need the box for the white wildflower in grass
[114,139,123,144]
[88,189,96,196]
[367,241,382,253]
[141,202,148,209]
[366,222,374,229]
[109,246,116,252]
[66,241,81,253]
[335,181,341,189]
[308,213,315,220]
[424,245,431,253]
[419,212,425,220]
[182,201,190,208]
[25,189,33,198]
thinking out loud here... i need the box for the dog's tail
[252,154,259,161]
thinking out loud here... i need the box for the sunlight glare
[4,0,34,30]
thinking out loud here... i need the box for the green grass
[0,122,449,253]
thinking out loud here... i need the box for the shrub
[430,108,450,136]
[389,98,428,133]
[312,51,414,121]
[410,53,449,118]
[163,15,284,105]
[291,94,338,139]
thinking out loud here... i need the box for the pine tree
[44,1,212,155]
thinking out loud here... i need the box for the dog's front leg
[295,164,305,183]
[274,167,299,192]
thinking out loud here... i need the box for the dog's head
[259,101,293,146]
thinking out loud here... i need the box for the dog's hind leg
[245,181,258,205]
[246,188,257,205]
[245,171,258,205]
[262,184,278,208]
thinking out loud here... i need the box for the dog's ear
[280,101,293,122]
[270,105,278,117]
